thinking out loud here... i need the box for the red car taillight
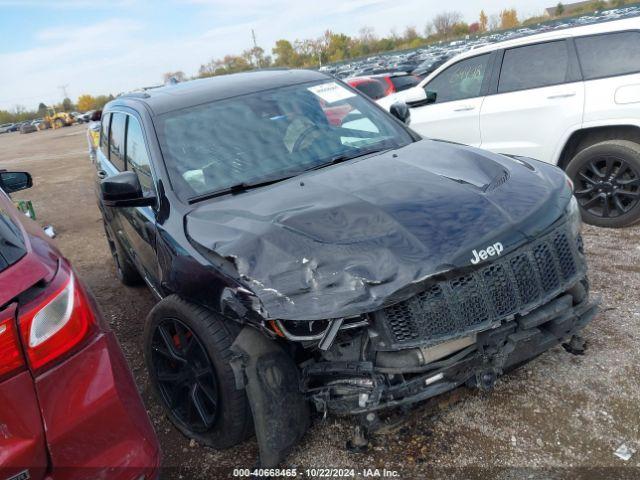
[18,263,98,372]
[0,305,25,381]
[383,77,396,96]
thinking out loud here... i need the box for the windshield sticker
[308,82,356,104]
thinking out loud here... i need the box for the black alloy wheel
[567,140,640,228]
[150,318,219,433]
[574,155,640,218]
[144,296,253,449]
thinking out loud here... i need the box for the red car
[0,171,160,480]
[347,73,420,100]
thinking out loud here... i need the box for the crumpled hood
[186,140,572,320]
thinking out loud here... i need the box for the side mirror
[0,171,32,194]
[403,87,427,107]
[403,87,437,107]
[100,171,155,207]
[389,102,411,125]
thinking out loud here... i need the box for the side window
[99,113,111,157]
[126,116,154,194]
[575,31,640,80]
[425,53,492,103]
[108,113,126,171]
[498,41,570,93]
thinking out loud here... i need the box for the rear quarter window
[100,113,111,158]
[108,113,126,171]
[575,31,640,80]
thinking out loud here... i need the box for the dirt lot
[2,125,639,479]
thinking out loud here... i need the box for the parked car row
[321,4,640,81]
[0,111,98,136]
[0,123,19,133]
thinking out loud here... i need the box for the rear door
[409,52,494,147]
[97,110,160,291]
[479,39,584,164]
[96,111,129,253]
[575,31,640,128]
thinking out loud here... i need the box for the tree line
[182,1,625,78]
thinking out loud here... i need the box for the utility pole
[58,84,70,100]
[250,29,261,67]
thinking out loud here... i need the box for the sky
[0,0,555,111]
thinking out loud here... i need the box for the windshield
[155,80,413,201]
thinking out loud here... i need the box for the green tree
[325,31,351,62]
[272,39,299,67]
[62,97,73,112]
[452,22,470,37]
[243,46,271,68]
[555,2,565,16]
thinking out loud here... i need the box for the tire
[102,221,142,286]
[54,118,64,129]
[566,140,640,228]
[144,295,253,449]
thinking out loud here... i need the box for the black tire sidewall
[143,295,253,449]
[566,140,640,228]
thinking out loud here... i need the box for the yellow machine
[43,108,74,129]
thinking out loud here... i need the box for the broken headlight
[275,316,369,341]
[566,194,582,239]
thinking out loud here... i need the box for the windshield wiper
[188,173,298,204]
[306,146,395,173]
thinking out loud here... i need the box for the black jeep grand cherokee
[95,70,598,467]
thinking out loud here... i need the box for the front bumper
[303,288,599,415]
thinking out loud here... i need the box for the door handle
[97,170,107,179]
[547,92,576,99]
[454,105,475,112]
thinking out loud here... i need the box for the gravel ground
[1,125,639,479]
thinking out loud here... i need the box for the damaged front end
[226,213,598,466]
[298,217,599,417]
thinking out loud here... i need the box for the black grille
[377,222,585,347]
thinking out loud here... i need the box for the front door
[409,52,494,147]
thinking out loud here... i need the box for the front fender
[231,328,310,467]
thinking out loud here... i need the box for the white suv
[394,17,640,228]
